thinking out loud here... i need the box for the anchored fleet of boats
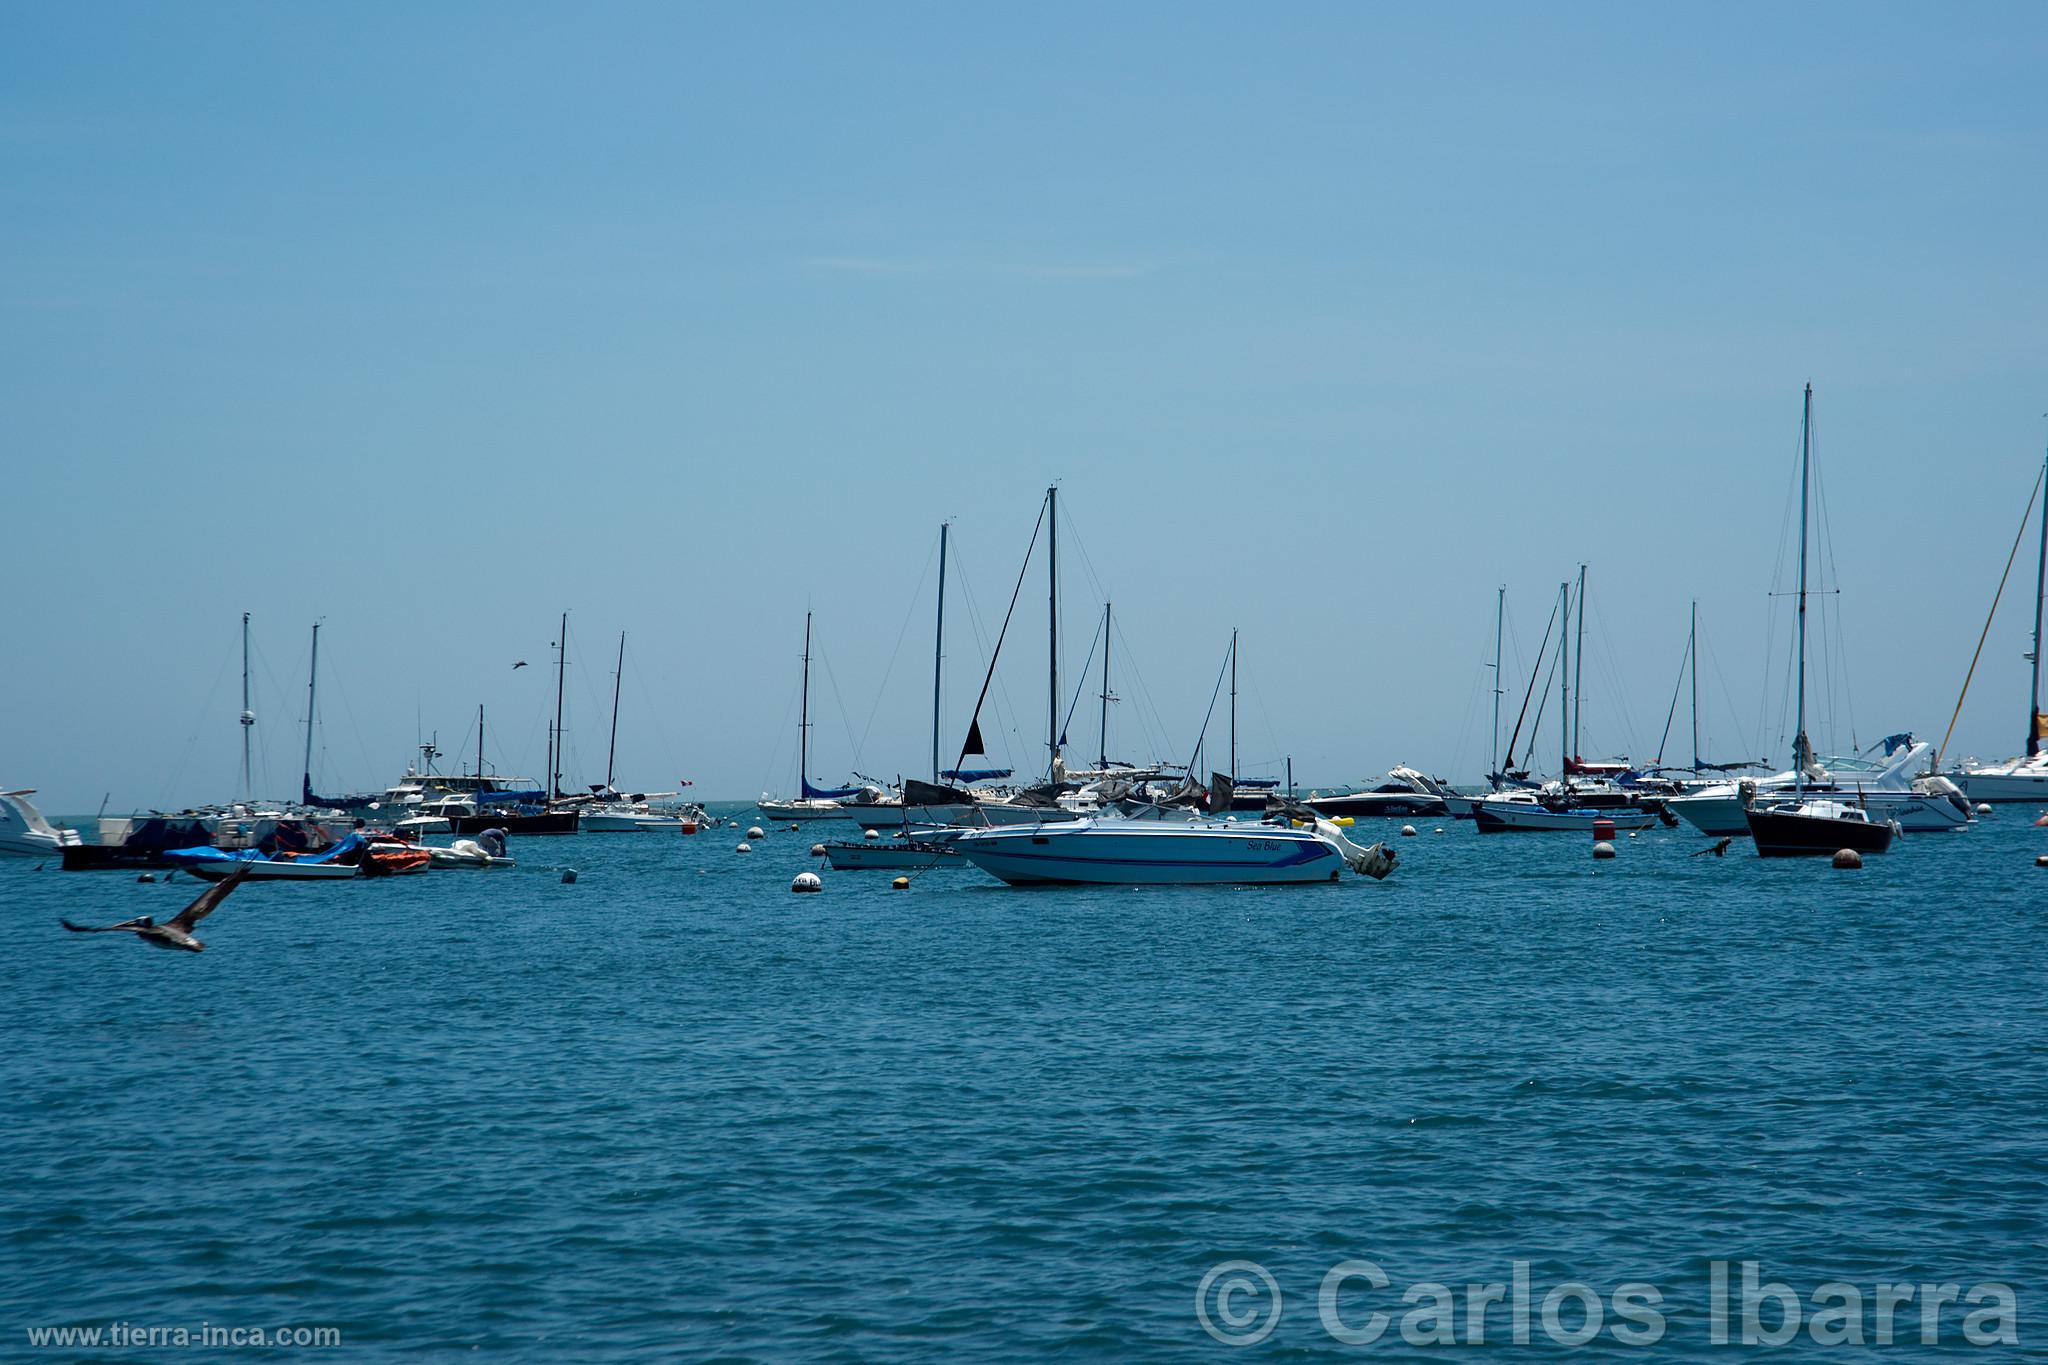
[14,399,2048,881]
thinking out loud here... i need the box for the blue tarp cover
[940,768,1013,782]
[163,834,364,866]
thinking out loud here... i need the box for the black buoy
[562,869,579,884]
[1832,849,1862,870]
[137,873,154,883]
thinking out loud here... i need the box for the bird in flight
[513,661,529,669]
[1691,837,1733,858]
[61,863,253,952]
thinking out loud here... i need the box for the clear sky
[5,2,2047,812]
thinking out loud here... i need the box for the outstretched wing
[168,863,254,930]
[61,916,151,933]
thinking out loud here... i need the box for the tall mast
[477,704,486,781]
[1098,602,1113,770]
[800,612,812,794]
[1490,587,1504,786]
[1046,486,1060,777]
[1793,382,1813,794]
[2030,440,2048,757]
[932,523,948,784]
[301,621,319,806]
[552,610,569,800]
[1571,563,1587,760]
[240,611,254,802]
[605,631,625,795]
[1558,581,1571,780]
[1229,628,1238,781]
[1689,600,1700,771]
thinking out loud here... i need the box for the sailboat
[1745,384,1900,856]
[1474,577,1659,832]
[1957,443,2048,801]
[298,623,382,813]
[579,632,703,832]
[451,613,579,835]
[757,614,892,822]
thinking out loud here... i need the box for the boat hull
[449,811,579,836]
[1472,802,1659,833]
[1306,793,1449,819]
[821,840,965,870]
[1744,804,1897,856]
[186,859,360,880]
[952,819,1348,885]
[1674,786,1970,835]
[1957,767,2048,803]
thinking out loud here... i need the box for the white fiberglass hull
[951,818,1356,885]
[1957,761,2048,803]
[186,859,360,881]
[579,810,699,832]
[1472,801,1659,833]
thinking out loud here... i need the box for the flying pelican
[513,661,529,669]
[1692,837,1733,858]
[61,864,253,952]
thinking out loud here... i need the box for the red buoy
[1592,818,1617,841]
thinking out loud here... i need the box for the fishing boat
[427,830,517,869]
[0,789,81,856]
[1745,384,1899,856]
[1956,445,2048,802]
[950,815,1395,886]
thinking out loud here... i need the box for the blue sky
[5,3,2046,810]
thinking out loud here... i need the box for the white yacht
[950,815,1395,886]
[1669,739,1970,835]
[0,789,82,856]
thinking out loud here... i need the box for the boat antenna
[1098,601,1113,770]
[1559,580,1571,783]
[1935,455,2045,768]
[1489,587,1504,787]
[1047,484,1060,778]
[240,611,254,803]
[553,611,569,800]
[605,631,625,796]
[953,492,1049,778]
[1794,383,1813,795]
[301,620,320,807]
[1572,563,1587,762]
[1500,589,1562,778]
[932,522,948,784]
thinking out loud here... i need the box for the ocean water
[4,809,2044,1360]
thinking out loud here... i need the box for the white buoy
[746,826,765,839]
[1592,841,1616,859]
[892,876,910,890]
[810,843,827,857]
[736,841,752,854]
[791,871,822,893]
[1400,825,1417,837]
[864,827,880,841]
[1628,831,1639,839]
[1832,848,1862,869]
[788,823,800,832]
[1976,803,1992,815]
[1432,827,1445,834]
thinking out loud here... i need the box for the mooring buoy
[1400,825,1417,837]
[736,842,752,854]
[1832,848,1862,869]
[562,869,578,884]
[1592,841,1616,859]
[791,872,822,893]
[746,826,765,839]
[810,843,826,857]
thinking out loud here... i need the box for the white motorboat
[580,803,702,832]
[427,835,517,869]
[0,789,82,856]
[1957,752,2048,803]
[949,815,1395,886]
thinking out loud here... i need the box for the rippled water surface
[4,809,2045,1359]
